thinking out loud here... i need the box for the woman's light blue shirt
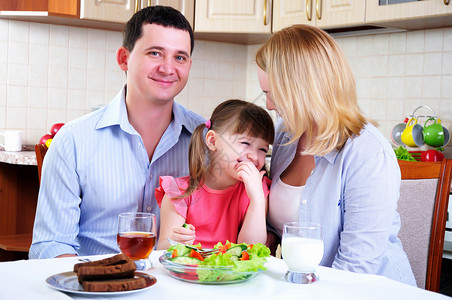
[29,86,205,259]
[270,120,416,286]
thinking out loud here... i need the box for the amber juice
[117,231,156,260]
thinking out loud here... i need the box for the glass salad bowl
[159,252,262,284]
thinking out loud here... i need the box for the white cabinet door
[80,0,194,26]
[80,0,135,23]
[150,0,194,27]
[272,0,365,33]
[366,0,452,23]
[195,0,272,33]
[273,1,314,32]
[317,0,366,28]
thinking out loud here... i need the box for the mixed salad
[163,241,271,282]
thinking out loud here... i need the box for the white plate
[46,271,156,295]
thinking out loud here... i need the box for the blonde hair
[256,24,367,156]
[178,99,274,199]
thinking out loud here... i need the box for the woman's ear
[116,47,129,71]
[205,130,217,151]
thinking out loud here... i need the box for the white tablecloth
[0,250,449,300]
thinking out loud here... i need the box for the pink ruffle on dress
[155,176,271,248]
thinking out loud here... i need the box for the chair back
[397,159,452,292]
[34,144,48,184]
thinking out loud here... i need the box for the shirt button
[146,207,151,211]
[301,199,308,205]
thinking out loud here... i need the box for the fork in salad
[167,238,220,257]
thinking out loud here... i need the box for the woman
[256,24,416,285]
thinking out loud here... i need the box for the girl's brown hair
[177,99,274,199]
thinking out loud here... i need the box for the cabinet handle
[263,0,268,25]
[306,0,312,21]
[135,0,139,12]
[445,0,450,5]
[316,0,322,20]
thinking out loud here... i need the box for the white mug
[0,130,23,152]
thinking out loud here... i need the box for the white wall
[1,19,451,156]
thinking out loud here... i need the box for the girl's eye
[260,148,268,153]
[241,142,250,146]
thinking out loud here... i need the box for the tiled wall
[0,20,248,145]
[1,19,451,156]
[247,27,452,157]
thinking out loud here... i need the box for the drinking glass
[282,222,324,284]
[117,212,156,270]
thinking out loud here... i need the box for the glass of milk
[282,222,324,284]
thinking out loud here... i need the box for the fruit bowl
[158,253,261,284]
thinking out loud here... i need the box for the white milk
[282,237,324,272]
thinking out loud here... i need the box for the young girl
[156,99,275,249]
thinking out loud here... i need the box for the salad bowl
[159,242,270,284]
[159,253,261,284]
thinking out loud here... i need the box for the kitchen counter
[0,147,37,166]
[0,146,39,261]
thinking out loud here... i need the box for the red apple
[50,123,65,137]
[420,150,445,162]
[39,134,53,145]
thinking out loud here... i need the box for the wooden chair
[35,143,48,184]
[397,159,452,292]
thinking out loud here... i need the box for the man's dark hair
[123,5,194,54]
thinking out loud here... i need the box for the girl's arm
[157,194,196,250]
[236,162,268,244]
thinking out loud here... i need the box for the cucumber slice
[226,245,247,257]
[171,256,202,265]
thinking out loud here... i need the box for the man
[29,6,204,259]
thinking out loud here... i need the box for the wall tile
[424,28,443,52]
[8,42,28,64]
[423,53,442,75]
[0,106,6,128]
[28,64,48,87]
[9,21,28,43]
[406,30,424,53]
[29,22,49,45]
[7,86,27,107]
[389,32,406,54]
[7,63,28,86]
[28,86,48,108]
[29,44,49,66]
[69,27,88,49]
[50,25,68,46]
[6,107,27,128]
[0,85,6,106]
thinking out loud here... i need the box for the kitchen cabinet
[0,0,193,31]
[365,0,452,30]
[272,0,366,32]
[0,0,77,17]
[194,0,271,34]
[80,0,193,27]
[0,159,39,261]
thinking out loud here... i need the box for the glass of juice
[282,222,324,284]
[117,212,156,270]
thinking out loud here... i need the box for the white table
[0,250,449,300]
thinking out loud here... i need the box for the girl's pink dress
[155,176,271,248]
